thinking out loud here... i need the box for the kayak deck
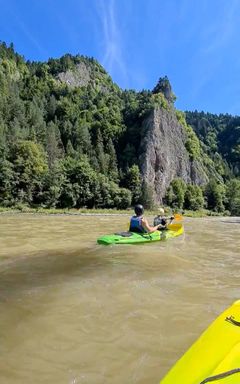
[160,300,240,384]
[97,223,183,245]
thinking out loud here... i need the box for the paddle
[166,213,183,231]
[173,213,183,221]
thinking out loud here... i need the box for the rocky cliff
[139,106,208,203]
[56,59,114,93]
[0,42,235,211]
[57,62,91,88]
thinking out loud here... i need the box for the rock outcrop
[57,62,91,88]
[139,106,208,203]
[56,61,113,93]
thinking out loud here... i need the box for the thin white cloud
[97,0,128,87]
[4,2,48,57]
[3,1,48,58]
[15,17,49,58]
[188,0,240,102]
[202,0,239,54]
[54,4,82,51]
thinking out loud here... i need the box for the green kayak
[97,223,184,245]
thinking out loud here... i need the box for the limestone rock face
[139,107,208,203]
[57,62,91,88]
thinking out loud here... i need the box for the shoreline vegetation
[0,206,226,217]
[0,43,239,217]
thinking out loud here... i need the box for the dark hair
[134,204,144,216]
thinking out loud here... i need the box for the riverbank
[0,206,225,217]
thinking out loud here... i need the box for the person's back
[129,204,146,233]
[129,204,162,234]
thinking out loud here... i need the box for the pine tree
[106,138,119,182]
[47,94,57,120]
[152,76,176,103]
[124,164,142,204]
[46,121,63,167]
[96,129,107,174]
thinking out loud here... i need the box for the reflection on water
[0,214,239,384]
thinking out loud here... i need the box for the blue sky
[1,0,240,114]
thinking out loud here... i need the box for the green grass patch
[0,206,227,217]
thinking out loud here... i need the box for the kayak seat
[114,231,133,237]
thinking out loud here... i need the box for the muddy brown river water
[0,214,239,384]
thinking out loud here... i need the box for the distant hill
[185,111,240,177]
[0,42,239,214]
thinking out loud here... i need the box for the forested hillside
[0,42,239,214]
[185,111,240,177]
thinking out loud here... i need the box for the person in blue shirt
[129,204,162,233]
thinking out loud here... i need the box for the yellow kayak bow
[160,300,240,384]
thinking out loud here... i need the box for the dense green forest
[185,111,240,177]
[0,42,239,214]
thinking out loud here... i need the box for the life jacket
[129,215,146,233]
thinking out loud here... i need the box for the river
[0,214,239,384]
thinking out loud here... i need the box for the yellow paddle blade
[174,213,183,221]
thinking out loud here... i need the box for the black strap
[225,315,240,327]
[199,368,240,383]
[199,316,240,383]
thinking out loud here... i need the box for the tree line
[0,42,239,214]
